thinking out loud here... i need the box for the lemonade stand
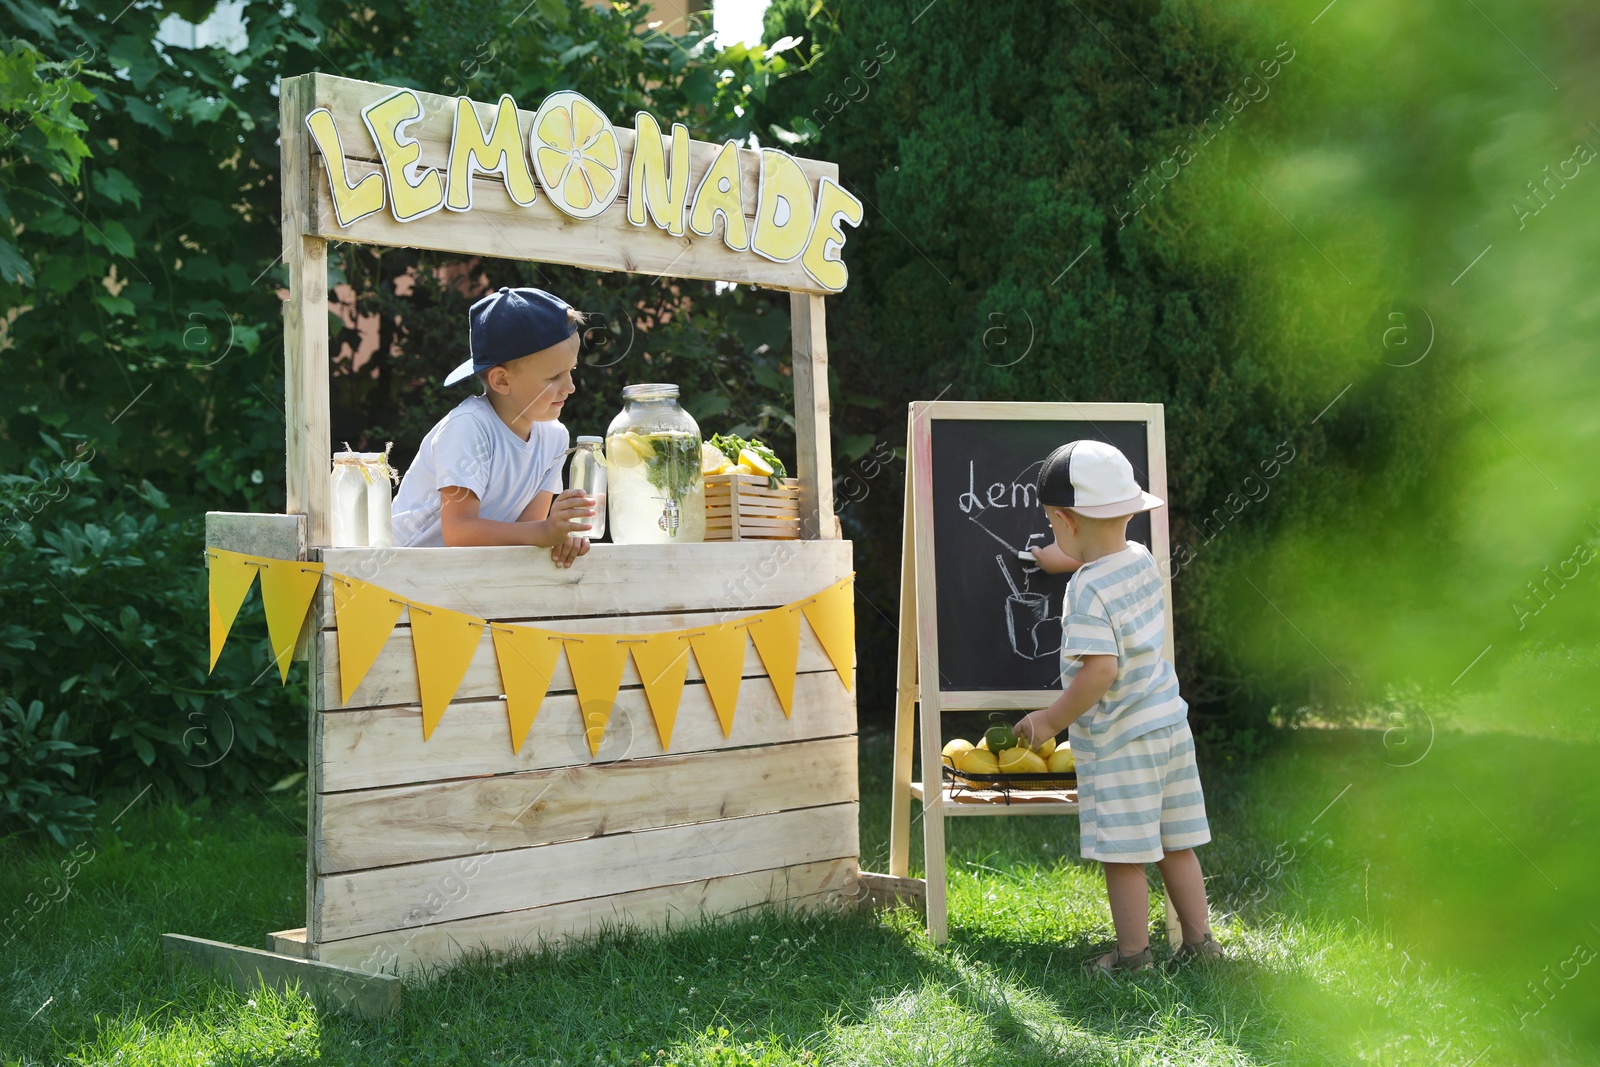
[171,72,915,1014]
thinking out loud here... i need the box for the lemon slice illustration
[530,91,622,220]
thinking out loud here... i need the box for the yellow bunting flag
[207,549,261,673]
[563,635,631,757]
[689,623,747,737]
[628,632,694,749]
[332,576,406,705]
[745,606,802,717]
[490,624,563,754]
[800,575,856,691]
[409,604,486,740]
[257,558,325,684]
[201,550,856,742]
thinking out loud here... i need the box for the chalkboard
[907,403,1170,701]
[895,401,1176,952]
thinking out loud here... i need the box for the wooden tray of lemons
[940,723,1077,791]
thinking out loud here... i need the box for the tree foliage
[753,0,1455,743]
[0,0,801,838]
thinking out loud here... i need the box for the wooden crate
[705,473,801,541]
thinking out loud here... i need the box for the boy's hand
[550,533,590,568]
[546,489,596,538]
[1014,710,1052,749]
[1028,543,1083,574]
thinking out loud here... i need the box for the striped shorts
[1071,720,1210,864]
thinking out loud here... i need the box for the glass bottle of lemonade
[605,384,705,544]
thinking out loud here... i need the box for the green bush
[0,695,98,845]
[0,434,306,839]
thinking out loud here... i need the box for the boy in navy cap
[391,286,596,567]
[1013,440,1220,975]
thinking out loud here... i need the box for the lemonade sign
[305,87,865,292]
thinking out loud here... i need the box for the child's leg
[1103,861,1151,953]
[1154,848,1212,944]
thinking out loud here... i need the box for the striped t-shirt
[1059,541,1187,756]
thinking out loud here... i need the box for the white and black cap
[1035,439,1164,518]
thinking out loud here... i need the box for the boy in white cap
[391,286,596,566]
[1013,440,1220,975]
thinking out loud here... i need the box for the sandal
[1083,945,1154,977]
[1166,933,1225,969]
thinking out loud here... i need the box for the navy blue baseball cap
[444,286,578,385]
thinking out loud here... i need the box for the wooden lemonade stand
[169,72,918,1015]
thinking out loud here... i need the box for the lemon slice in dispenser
[607,434,642,469]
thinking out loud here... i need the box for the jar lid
[621,383,679,400]
[576,435,603,444]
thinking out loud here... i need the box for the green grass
[2,729,1594,1066]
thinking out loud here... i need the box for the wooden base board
[162,933,400,1018]
[313,858,857,975]
[200,869,921,1004]
[267,927,310,958]
[857,871,926,915]
[261,864,922,978]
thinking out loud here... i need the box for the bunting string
[203,549,854,756]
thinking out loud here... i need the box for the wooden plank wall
[306,542,860,974]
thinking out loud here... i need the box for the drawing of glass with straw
[997,552,1054,659]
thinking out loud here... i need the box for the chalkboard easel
[888,401,1179,944]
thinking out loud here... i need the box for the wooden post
[304,547,325,946]
[790,293,836,540]
[280,75,330,946]
[280,75,331,549]
[889,471,918,878]
[1145,405,1176,666]
[909,404,950,943]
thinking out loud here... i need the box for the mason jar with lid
[604,384,705,544]
[330,450,396,548]
[330,451,369,547]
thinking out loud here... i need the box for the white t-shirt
[391,395,568,548]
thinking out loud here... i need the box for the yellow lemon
[955,749,999,775]
[941,738,975,768]
[998,747,1047,774]
[1035,737,1057,759]
[1047,747,1076,774]
[737,448,774,478]
[531,91,623,220]
[701,442,732,475]
[976,736,989,751]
